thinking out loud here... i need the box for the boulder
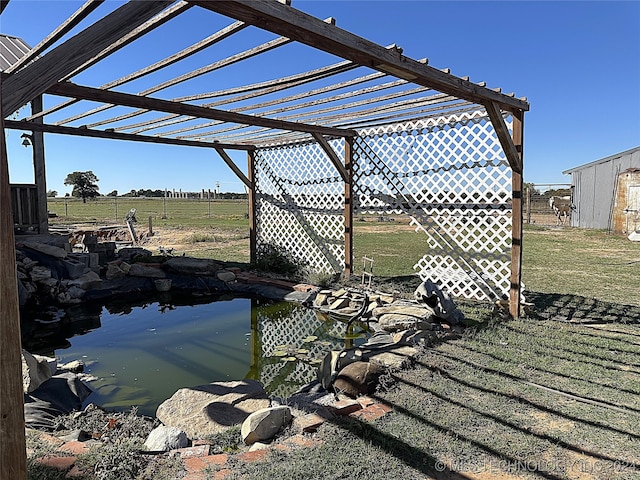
[156,380,270,439]
[22,350,54,393]
[162,257,222,276]
[128,263,166,278]
[369,345,418,370]
[23,241,68,260]
[241,406,292,445]
[68,271,102,290]
[144,425,189,452]
[29,266,52,282]
[216,270,236,282]
[332,361,380,397]
[105,263,126,280]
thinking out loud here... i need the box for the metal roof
[0,34,31,72]
[562,146,640,175]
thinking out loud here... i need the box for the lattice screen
[254,108,513,300]
[254,141,346,273]
[353,109,513,300]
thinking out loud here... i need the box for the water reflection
[20,293,369,416]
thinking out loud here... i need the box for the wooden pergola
[0,1,528,476]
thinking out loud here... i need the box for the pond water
[21,293,369,417]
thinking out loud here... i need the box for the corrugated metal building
[563,146,640,229]
[0,34,31,71]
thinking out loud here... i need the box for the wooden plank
[45,81,355,137]
[5,0,105,73]
[213,147,252,188]
[2,0,174,115]
[0,91,27,480]
[30,96,49,234]
[344,136,354,276]
[4,119,256,151]
[25,1,191,121]
[61,35,292,128]
[484,101,523,173]
[509,110,524,319]
[191,0,529,113]
[311,132,348,183]
[247,151,257,264]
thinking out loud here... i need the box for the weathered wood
[311,132,348,183]
[509,110,524,319]
[30,96,49,234]
[0,96,27,480]
[5,0,105,73]
[191,0,529,113]
[4,120,256,151]
[25,1,191,121]
[213,147,252,188]
[484,101,523,173]
[2,0,174,115]
[62,35,293,128]
[247,151,257,264]
[344,136,354,276]
[45,81,355,137]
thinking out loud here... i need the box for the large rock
[162,257,222,276]
[68,271,103,290]
[23,241,68,260]
[369,345,418,369]
[241,406,292,445]
[333,361,380,397]
[156,380,270,438]
[128,263,166,278]
[22,350,54,393]
[144,425,189,452]
[29,266,52,282]
[378,314,433,332]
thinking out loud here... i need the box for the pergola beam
[214,147,252,188]
[190,0,530,113]
[484,101,523,173]
[1,0,174,116]
[4,119,255,151]
[311,132,348,183]
[44,81,356,138]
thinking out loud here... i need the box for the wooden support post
[247,150,257,264]
[148,216,153,236]
[344,136,354,277]
[509,111,525,319]
[0,107,27,480]
[526,186,531,225]
[31,95,49,234]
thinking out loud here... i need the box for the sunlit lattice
[353,109,513,300]
[254,140,346,274]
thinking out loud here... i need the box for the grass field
[35,198,640,479]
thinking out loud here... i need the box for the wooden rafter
[44,81,355,137]
[31,19,246,122]
[5,0,105,74]
[484,101,522,173]
[311,132,348,182]
[58,35,293,127]
[2,1,175,116]
[4,120,255,151]
[191,0,529,113]
[214,147,251,188]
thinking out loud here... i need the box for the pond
[21,293,369,417]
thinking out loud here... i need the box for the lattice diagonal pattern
[254,141,346,274]
[353,109,513,300]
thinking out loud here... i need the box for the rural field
[36,196,640,480]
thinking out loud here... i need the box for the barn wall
[565,147,640,229]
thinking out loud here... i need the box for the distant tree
[523,182,540,195]
[64,171,100,203]
[46,189,57,197]
[107,190,118,197]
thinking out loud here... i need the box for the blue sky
[2,0,639,195]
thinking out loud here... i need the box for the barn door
[627,185,640,233]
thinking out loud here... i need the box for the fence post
[526,186,531,224]
[114,196,118,221]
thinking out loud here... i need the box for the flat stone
[329,297,350,310]
[156,380,270,439]
[162,257,222,276]
[241,406,292,445]
[68,271,102,290]
[369,345,418,369]
[128,263,166,278]
[373,304,432,318]
[23,241,68,259]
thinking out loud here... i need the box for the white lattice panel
[353,109,513,300]
[254,141,345,274]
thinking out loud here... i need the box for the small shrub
[304,268,336,287]
[204,425,243,453]
[186,232,216,244]
[254,244,305,277]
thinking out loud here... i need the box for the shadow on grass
[527,291,640,324]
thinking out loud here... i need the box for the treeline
[105,189,247,199]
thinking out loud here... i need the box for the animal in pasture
[549,196,575,225]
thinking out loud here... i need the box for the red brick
[329,398,362,416]
[283,434,323,449]
[28,430,65,449]
[183,456,207,473]
[182,473,206,480]
[293,283,317,293]
[214,468,233,479]
[201,454,228,466]
[296,412,327,433]
[37,455,76,471]
[350,403,392,421]
[356,395,376,408]
[58,441,90,455]
[65,465,86,478]
[236,449,269,463]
